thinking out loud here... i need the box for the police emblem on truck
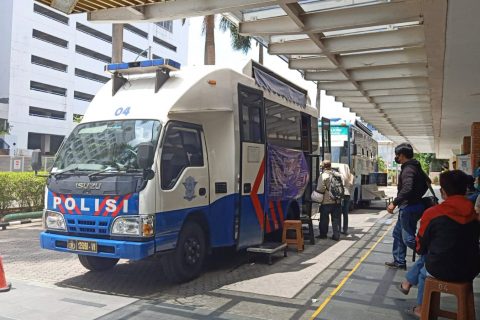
[76,182,102,190]
[183,176,197,201]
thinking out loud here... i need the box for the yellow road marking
[309,223,394,319]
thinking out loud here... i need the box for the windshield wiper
[88,167,118,179]
[52,166,78,178]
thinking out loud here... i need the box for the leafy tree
[73,114,83,123]
[415,153,434,174]
[377,156,387,172]
[219,17,252,54]
[0,120,10,135]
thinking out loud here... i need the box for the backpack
[328,172,344,201]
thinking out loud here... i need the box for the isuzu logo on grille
[76,182,102,190]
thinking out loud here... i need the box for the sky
[186,16,357,123]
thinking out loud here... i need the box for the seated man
[398,170,480,317]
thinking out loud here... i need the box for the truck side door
[157,122,209,250]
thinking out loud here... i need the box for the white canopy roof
[40,0,480,158]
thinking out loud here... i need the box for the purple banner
[267,144,309,201]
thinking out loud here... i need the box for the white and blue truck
[34,58,318,282]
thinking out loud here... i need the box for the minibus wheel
[78,255,119,271]
[162,220,206,283]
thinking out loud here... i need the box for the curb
[0,218,42,231]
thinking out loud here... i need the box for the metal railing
[0,155,55,172]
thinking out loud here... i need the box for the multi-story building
[0,0,189,156]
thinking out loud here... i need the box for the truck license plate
[67,240,98,253]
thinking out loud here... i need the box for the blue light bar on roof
[105,58,181,73]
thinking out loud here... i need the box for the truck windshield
[53,120,161,172]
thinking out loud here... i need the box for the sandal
[405,305,421,318]
[398,282,410,295]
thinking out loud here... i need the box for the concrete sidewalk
[0,279,136,320]
[310,220,480,320]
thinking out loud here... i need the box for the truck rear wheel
[161,221,206,283]
[78,255,119,271]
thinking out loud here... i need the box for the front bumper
[40,232,155,260]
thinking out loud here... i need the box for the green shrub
[0,172,47,214]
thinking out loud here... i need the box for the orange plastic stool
[421,277,476,320]
[282,220,304,252]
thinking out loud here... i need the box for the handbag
[311,190,324,203]
[421,173,439,209]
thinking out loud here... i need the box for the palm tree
[203,15,216,65]
[202,16,252,65]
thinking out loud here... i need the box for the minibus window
[161,124,204,189]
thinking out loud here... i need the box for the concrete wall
[0,0,13,101]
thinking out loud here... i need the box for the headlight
[44,210,66,231]
[111,215,154,237]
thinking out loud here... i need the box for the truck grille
[66,216,110,236]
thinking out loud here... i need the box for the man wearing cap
[385,143,430,270]
[316,160,344,241]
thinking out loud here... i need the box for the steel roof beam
[339,47,426,70]
[317,81,358,90]
[290,47,426,71]
[240,0,422,35]
[349,63,427,81]
[336,96,371,103]
[88,0,298,22]
[326,90,363,97]
[289,56,336,70]
[306,63,427,81]
[374,95,430,103]
[268,26,425,55]
[360,77,429,90]
[367,88,430,96]
[379,102,430,109]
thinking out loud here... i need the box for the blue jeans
[392,203,425,265]
[405,255,427,305]
[341,195,350,233]
[319,203,341,238]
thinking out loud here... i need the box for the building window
[75,68,109,83]
[32,29,68,48]
[153,36,177,52]
[75,45,111,63]
[31,55,67,72]
[33,3,69,25]
[30,81,67,96]
[156,21,173,33]
[28,132,65,155]
[74,91,94,102]
[76,22,112,43]
[29,106,66,120]
[124,24,148,39]
[123,42,148,57]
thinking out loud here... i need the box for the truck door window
[161,124,204,189]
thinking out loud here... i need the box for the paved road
[2,189,438,320]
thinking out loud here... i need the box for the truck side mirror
[31,150,42,173]
[137,142,154,170]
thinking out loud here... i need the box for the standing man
[317,160,344,241]
[340,165,354,235]
[386,143,429,270]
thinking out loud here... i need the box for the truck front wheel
[161,221,206,283]
[78,255,119,271]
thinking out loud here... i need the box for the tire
[78,255,119,271]
[161,221,206,283]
